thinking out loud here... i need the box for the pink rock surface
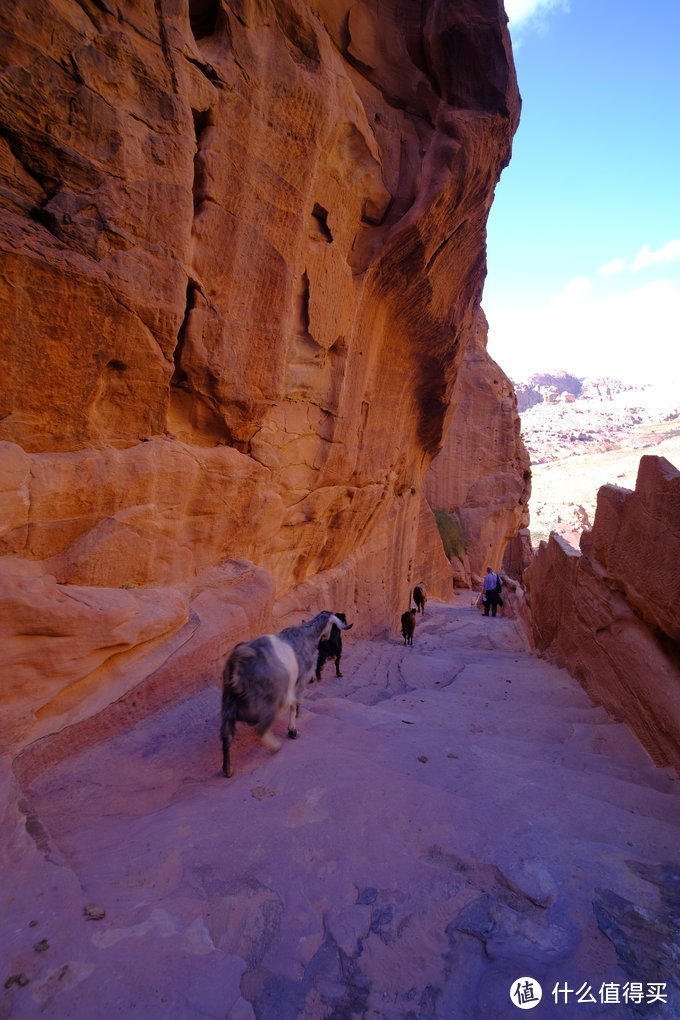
[590,456,680,642]
[424,313,531,581]
[522,456,680,771]
[2,600,678,1017]
[3,559,275,769]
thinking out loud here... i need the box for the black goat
[314,612,348,681]
[401,609,416,645]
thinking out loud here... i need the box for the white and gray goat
[220,611,353,777]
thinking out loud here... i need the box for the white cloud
[598,258,627,277]
[485,276,680,385]
[504,0,570,29]
[630,240,680,272]
[596,240,680,277]
[554,276,592,303]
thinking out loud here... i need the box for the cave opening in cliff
[296,271,311,337]
[188,0,219,40]
[171,280,200,388]
[191,108,213,210]
[192,107,212,137]
[311,203,333,243]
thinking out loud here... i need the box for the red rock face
[522,456,680,771]
[0,0,522,762]
[424,309,531,583]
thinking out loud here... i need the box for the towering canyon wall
[0,0,524,768]
[424,307,530,584]
[521,456,680,771]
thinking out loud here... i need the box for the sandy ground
[3,597,679,1019]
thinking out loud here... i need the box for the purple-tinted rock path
[3,596,679,1018]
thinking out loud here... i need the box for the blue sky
[484,0,680,386]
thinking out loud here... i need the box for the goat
[220,611,353,777]
[401,608,416,645]
[314,612,348,681]
[413,582,427,614]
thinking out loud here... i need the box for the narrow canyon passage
[8,599,679,1018]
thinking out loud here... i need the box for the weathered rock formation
[0,0,525,770]
[424,309,531,585]
[521,455,680,771]
[514,373,645,413]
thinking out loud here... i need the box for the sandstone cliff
[424,307,530,585]
[521,455,680,772]
[0,0,524,769]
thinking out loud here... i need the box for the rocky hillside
[514,371,648,413]
[517,380,680,547]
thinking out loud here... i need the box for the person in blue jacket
[482,566,502,617]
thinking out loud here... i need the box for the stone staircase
[5,596,679,1018]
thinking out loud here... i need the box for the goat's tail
[221,644,256,777]
[223,643,256,696]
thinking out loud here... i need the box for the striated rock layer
[521,456,680,771]
[0,0,523,767]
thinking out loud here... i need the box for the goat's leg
[261,728,283,752]
[255,705,282,752]
[220,707,236,778]
[334,653,343,677]
[288,702,300,739]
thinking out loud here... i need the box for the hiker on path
[482,566,502,617]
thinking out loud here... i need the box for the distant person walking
[482,566,502,617]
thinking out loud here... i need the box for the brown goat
[413,583,427,614]
[401,609,416,645]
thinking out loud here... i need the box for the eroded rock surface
[0,0,525,765]
[424,311,531,584]
[522,455,680,771]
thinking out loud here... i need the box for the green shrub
[432,508,465,560]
